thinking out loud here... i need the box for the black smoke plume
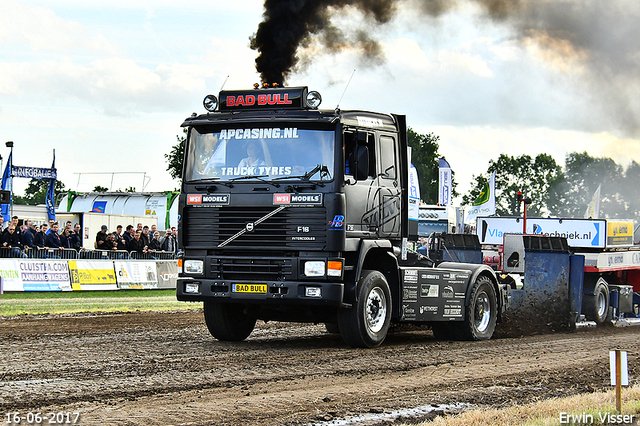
[249,0,524,85]
[250,0,397,86]
[250,0,640,135]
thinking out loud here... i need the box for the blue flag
[46,151,56,221]
[1,152,11,223]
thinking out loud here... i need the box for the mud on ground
[1,311,639,425]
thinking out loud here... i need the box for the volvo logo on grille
[246,223,255,232]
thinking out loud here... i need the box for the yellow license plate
[232,283,267,294]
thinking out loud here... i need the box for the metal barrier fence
[130,251,177,260]
[79,249,130,260]
[0,247,176,260]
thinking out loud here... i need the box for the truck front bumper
[177,278,344,306]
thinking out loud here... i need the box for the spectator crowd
[0,216,178,259]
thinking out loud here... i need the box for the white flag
[584,184,601,219]
[465,171,496,224]
[438,158,452,206]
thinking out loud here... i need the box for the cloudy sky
[1,0,639,203]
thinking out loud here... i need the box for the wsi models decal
[273,193,322,205]
[187,194,230,205]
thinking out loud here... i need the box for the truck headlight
[184,260,204,274]
[304,261,325,277]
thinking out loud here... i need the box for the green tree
[463,153,563,216]
[13,179,66,206]
[407,128,456,204]
[622,161,640,220]
[166,128,187,181]
[550,152,625,218]
[93,185,109,192]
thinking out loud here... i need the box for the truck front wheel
[203,301,256,341]
[338,270,391,348]
[456,276,497,341]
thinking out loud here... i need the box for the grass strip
[408,385,640,426]
[0,290,201,316]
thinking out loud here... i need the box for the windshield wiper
[272,164,332,182]
[228,175,280,187]
[192,177,233,187]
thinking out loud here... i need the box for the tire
[203,301,256,341]
[583,280,609,325]
[455,275,497,341]
[338,270,392,348]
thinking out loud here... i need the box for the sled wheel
[583,280,609,325]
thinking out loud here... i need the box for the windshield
[184,127,335,182]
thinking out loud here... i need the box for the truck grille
[183,206,327,249]
[211,256,293,281]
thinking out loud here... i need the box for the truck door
[377,134,401,237]
[343,130,379,237]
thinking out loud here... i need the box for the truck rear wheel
[455,275,497,341]
[583,280,609,325]
[203,301,256,341]
[338,270,391,348]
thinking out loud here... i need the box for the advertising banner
[477,217,606,248]
[0,259,71,291]
[438,158,452,206]
[114,261,158,289]
[68,260,117,291]
[18,260,71,291]
[0,259,22,292]
[12,166,57,180]
[606,221,634,247]
[155,260,178,289]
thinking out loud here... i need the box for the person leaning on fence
[1,225,27,258]
[45,222,62,248]
[60,227,73,249]
[22,219,36,248]
[148,231,162,251]
[161,229,177,254]
[113,225,127,251]
[141,225,151,247]
[127,230,146,254]
[33,224,48,249]
[69,223,82,251]
[95,225,109,250]
[105,233,118,250]
[10,216,23,244]
[123,225,134,246]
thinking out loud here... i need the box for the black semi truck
[176,84,510,347]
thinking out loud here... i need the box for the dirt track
[1,310,639,425]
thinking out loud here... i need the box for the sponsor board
[156,260,179,289]
[606,220,634,247]
[114,261,159,290]
[0,259,71,291]
[68,260,117,291]
[477,217,607,248]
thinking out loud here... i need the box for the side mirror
[354,145,369,181]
